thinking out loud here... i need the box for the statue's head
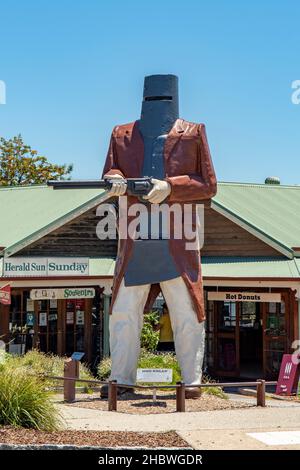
[140,74,179,136]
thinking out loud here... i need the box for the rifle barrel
[47,180,109,190]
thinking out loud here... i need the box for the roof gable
[213,182,300,258]
[0,185,111,256]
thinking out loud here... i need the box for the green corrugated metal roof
[89,257,300,279]
[0,185,110,256]
[1,257,298,280]
[201,256,300,278]
[90,256,300,280]
[213,182,300,256]
[294,259,300,275]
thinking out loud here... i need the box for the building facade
[0,181,299,378]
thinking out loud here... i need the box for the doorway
[214,301,263,378]
[239,302,263,378]
[213,297,288,378]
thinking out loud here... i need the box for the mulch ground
[0,427,188,448]
[60,390,254,414]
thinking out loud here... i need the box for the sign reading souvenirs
[30,288,95,300]
[3,257,89,277]
[207,291,281,303]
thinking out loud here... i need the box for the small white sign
[136,368,173,383]
[207,291,281,303]
[26,299,34,312]
[76,311,84,325]
[39,312,47,326]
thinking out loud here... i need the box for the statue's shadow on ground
[132,401,167,408]
[111,392,174,408]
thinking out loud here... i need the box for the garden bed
[60,390,254,414]
[0,427,188,448]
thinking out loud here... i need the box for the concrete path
[59,395,300,449]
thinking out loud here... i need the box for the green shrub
[201,374,227,399]
[0,363,61,430]
[97,356,112,382]
[141,311,160,351]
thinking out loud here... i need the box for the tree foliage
[0,134,73,186]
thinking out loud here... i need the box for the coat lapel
[164,119,185,163]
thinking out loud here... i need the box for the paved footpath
[59,395,300,450]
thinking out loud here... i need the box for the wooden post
[257,379,266,407]
[64,358,79,403]
[108,380,117,411]
[176,381,185,412]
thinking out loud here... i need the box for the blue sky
[0,0,299,183]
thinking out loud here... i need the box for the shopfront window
[263,300,287,378]
[218,302,236,331]
[240,302,259,328]
[265,302,286,336]
[37,299,58,354]
[205,299,214,369]
[65,299,85,355]
[9,290,34,354]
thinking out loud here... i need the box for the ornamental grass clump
[0,362,61,430]
[4,350,93,391]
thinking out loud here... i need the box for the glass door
[239,302,263,378]
[65,299,85,355]
[214,301,240,376]
[263,295,288,379]
[9,290,34,354]
[37,299,58,354]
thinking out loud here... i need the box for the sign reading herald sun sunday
[2,257,89,277]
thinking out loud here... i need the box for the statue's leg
[109,279,151,385]
[160,276,205,387]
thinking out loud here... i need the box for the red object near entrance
[276,354,300,395]
[0,284,11,305]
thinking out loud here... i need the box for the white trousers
[109,276,205,385]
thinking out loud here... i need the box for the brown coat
[102,118,217,322]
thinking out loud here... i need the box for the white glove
[143,178,171,204]
[104,174,127,196]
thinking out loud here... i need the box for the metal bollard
[108,380,117,411]
[176,381,186,412]
[256,379,266,407]
[64,358,79,403]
